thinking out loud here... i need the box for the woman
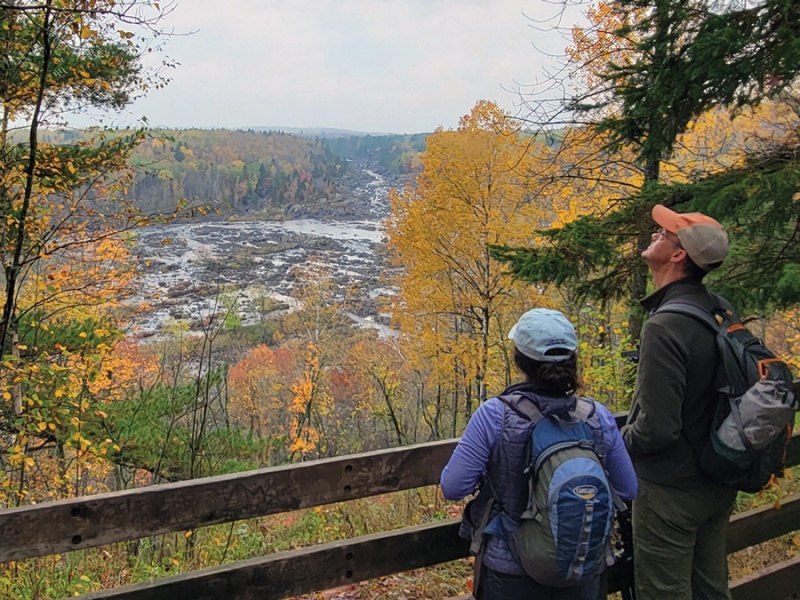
[440,308,638,600]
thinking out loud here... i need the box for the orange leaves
[228,341,326,457]
[2,234,150,502]
[568,1,640,92]
[287,342,332,457]
[230,335,367,460]
[668,101,800,184]
[229,345,289,436]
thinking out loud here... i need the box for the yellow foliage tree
[288,342,333,458]
[387,101,542,427]
[0,0,169,505]
[345,336,410,446]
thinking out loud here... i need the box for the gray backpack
[657,294,798,492]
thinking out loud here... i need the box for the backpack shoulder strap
[655,299,721,334]
[497,393,544,424]
[571,396,597,421]
[708,292,736,314]
[570,396,629,511]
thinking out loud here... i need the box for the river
[128,168,398,339]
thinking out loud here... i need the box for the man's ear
[670,248,687,264]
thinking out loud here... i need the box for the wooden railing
[0,415,799,600]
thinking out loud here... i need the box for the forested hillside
[117,129,425,218]
[325,133,427,175]
[129,129,346,216]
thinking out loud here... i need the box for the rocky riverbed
[129,167,403,340]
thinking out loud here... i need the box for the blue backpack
[496,395,616,587]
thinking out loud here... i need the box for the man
[621,204,736,600]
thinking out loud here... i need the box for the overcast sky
[97,0,585,134]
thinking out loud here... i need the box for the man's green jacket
[622,278,723,488]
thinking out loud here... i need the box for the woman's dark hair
[513,347,581,396]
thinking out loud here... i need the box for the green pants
[632,478,737,600]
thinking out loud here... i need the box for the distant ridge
[246,126,401,138]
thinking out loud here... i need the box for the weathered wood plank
[727,494,800,553]
[0,439,457,563]
[1,412,797,565]
[0,410,625,563]
[730,554,800,600]
[76,490,800,600]
[77,520,469,600]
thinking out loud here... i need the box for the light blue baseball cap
[508,308,578,362]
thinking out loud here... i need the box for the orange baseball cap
[652,204,728,271]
